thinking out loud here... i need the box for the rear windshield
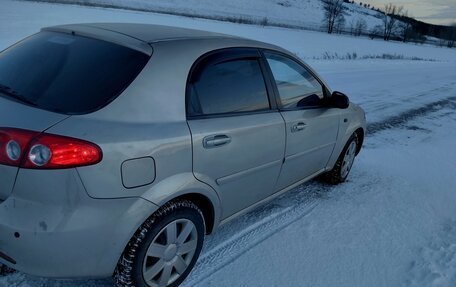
[0,31,150,114]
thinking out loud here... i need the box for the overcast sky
[363,0,456,26]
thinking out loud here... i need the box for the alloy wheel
[142,219,198,287]
[340,141,357,179]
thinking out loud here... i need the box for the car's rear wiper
[0,84,38,107]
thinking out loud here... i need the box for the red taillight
[0,128,102,169]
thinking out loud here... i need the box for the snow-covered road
[190,103,456,287]
[1,1,456,286]
[2,101,455,287]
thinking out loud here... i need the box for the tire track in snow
[183,184,327,287]
[367,96,456,135]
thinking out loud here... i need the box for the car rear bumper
[0,168,158,279]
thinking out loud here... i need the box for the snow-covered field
[3,1,456,62]
[1,0,456,286]
[21,0,385,32]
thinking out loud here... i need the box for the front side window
[265,52,324,109]
[187,57,270,117]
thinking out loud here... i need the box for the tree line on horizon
[321,0,456,48]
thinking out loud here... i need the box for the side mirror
[330,91,350,109]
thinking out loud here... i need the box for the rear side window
[0,31,149,114]
[187,57,270,117]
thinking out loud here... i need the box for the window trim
[186,47,278,120]
[260,49,330,112]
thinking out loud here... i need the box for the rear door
[187,48,285,219]
[262,51,340,191]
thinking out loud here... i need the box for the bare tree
[354,18,367,36]
[349,18,356,35]
[397,11,412,42]
[350,18,366,36]
[382,3,404,41]
[321,0,345,34]
[440,27,456,48]
[334,14,346,33]
[438,36,447,47]
[450,24,456,48]
[449,39,455,48]
[369,25,383,39]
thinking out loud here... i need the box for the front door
[263,51,340,191]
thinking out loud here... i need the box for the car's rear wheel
[115,200,205,287]
[0,264,15,276]
[320,133,359,184]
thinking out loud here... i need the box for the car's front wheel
[115,200,205,287]
[320,133,359,184]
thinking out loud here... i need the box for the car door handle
[203,134,231,148]
[291,122,306,132]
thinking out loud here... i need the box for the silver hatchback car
[0,23,366,287]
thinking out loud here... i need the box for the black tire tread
[0,264,16,276]
[319,133,359,185]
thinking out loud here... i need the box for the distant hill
[21,0,455,43]
[20,0,385,30]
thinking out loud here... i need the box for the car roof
[84,23,238,42]
[43,23,280,55]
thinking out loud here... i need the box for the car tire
[319,133,359,185]
[115,200,205,287]
[0,264,15,276]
